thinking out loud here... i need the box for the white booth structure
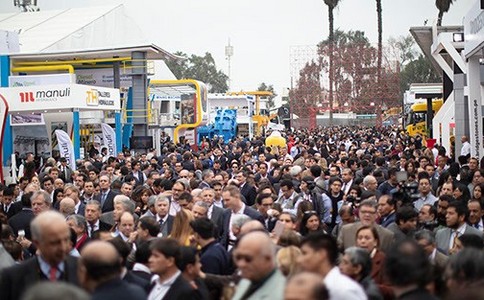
[464,0,484,158]
[0,84,120,181]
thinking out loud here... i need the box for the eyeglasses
[234,253,254,263]
[304,210,317,215]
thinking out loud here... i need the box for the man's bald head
[285,272,328,300]
[240,220,266,235]
[79,241,122,290]
[235,231,276,281]
[81,240,119,264]
[59,197,75,216]
[31,210,68,241]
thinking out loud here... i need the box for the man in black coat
[78,241,146,300]
[0,211,79,300]
[94,175,117,213]
[148,238,197,300]
[235,170,257,206]
[8,193,35,240]
[1,186,22,219]
[219,186,264,249]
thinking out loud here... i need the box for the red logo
[19,92,35,102]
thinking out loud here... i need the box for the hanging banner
[54,129,76,170]
[0,93,9,182]
[101,123,117,157]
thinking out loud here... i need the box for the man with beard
[436,195,453,229]
[436,201,483,255]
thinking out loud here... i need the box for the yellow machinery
[405,99,443,138]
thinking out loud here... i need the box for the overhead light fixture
[453,32,464,43]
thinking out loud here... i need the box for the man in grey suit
[436,201,484,255]
[415,230,448,272]
[338,199,395,253]
[231,231,286,300]
[200,188,225,234]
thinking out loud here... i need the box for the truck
[405,98,443,138]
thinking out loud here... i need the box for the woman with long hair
[276,246,301,277]
[453,182,471,202]
[299,211,323,236]
[131,186,152,216]
[472,183,484,202]
[169,209,195,246]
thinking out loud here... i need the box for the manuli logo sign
[19,88,71,103]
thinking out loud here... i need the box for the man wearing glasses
[338,199,394,253]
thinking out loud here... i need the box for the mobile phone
[18,230,25,238]
[273,221,285,238]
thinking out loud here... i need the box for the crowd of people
[0,125,484,300]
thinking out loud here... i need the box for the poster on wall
[10,113,45,126]
[181,94,195,124]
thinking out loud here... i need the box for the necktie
[159,219,164,227]
[49,266,57,281]
[89,224,96,237]
[101,193,107,205]
[452,230,460,249]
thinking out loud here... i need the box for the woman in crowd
[131,186,152,216]
[453,182,471,202]
[170,209,196,246]
[355,226,386,285]
[299,211,323,236]
[276,245,301,277]
[471,182,484,203]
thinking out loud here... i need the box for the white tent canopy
[0,4,148,54]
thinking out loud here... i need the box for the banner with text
[54,129,76,170]
[101,123,117,158]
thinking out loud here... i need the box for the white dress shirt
[148,271,181,300]
[324,267,367,300]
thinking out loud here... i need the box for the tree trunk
[328,5,334,125]
[376,0,383,128]
[437,10,443,26]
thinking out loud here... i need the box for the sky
[0,0,475,102]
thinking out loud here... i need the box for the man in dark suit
[0,211,79,300]
[220,185,264,249]
[94,175,117,213]
[191,218,231,275]
[79,241,146,300]
[254,161,276,185]
[236,170,257,206]
[8,193,35,240]
[1,186,22,219]
[198,169,215,189]
[155,195,174,237]
[199,188,225,232]
[84,200,112,237]
[148,238,197,299]
[108,237,151,293]
[58,157,73,183]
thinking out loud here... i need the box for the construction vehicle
[405,98,443,138]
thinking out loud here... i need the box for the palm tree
[376,0,383,127]
[324,0,341,125]
[435,0,455,26]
